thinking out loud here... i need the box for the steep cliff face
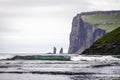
[68,14,106,54]
[68,11,120,54]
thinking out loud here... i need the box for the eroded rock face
[68,10,120,54]
[68,14,106,54]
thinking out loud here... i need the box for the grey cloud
[0,0,120,53]
[0,26,17,33]
[0,0,120,10]
[0,0,89,7]
[0,0,92,18]
[0,20,19,33]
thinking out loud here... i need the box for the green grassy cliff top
[81,12,120,32]
[96,27,120,44]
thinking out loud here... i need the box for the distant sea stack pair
[68,10,120,55]
[53,47,63,54]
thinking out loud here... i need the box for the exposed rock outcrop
[59,48,63,54]
[82,42,120,55]
[68,14,106,54]
[53,47,56,54]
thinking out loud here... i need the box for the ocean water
[0,55,120,80]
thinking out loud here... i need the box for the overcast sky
[0,0,120,54]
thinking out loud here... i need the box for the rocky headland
[68,10,120,54]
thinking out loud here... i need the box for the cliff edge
[68,10,120,54]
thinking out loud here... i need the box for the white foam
[71,55,120,61]
[0,55,14,60]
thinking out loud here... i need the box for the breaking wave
[71,55,120,61]
[0,55,14,60]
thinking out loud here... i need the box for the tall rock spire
[59,47,63,54]
[53,47,56,54]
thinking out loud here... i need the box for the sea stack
[53,47,56,54]
[59,48,63,54]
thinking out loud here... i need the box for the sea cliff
[68,10,120,54]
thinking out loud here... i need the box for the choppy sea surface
[0,55,120,80]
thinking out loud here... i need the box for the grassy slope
[82,27,120,55]
[82,14,120,32]
[96,27,120,44]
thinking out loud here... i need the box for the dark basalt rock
[82,42,120,55]
[53,47,56,54]
[59,48,63,54]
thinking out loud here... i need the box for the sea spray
[71,55,120,61]
[0,55,15,60]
